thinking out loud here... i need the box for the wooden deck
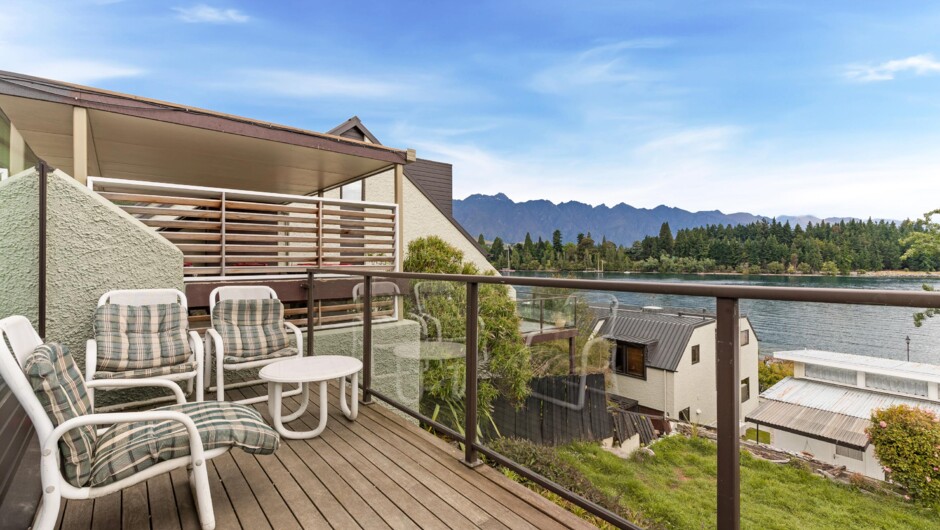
[56,383,594,530]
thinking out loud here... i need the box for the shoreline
[506,269,940,279]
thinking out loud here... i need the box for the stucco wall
[0,169,183,367]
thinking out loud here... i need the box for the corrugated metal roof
[761,377,940,419]
[597,310,713,371]
[746,400,871,449]
[775,350,940,384]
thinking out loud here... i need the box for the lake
[509,271,940,363]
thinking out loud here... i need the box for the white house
[746,350,940,480]
[596,307,760,428]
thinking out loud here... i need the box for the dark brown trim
[716,297,740,530]
[0,71,409,166]
[327,116,383,145]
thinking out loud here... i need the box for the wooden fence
[487,373,611,445]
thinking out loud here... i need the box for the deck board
[57,382,596,530]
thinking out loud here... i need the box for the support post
[306,270,315,357]
[72,107,88,185]
[362,275,374,404]
[716,297,740,530]
[38,161,48,339]
[464,281,482,467]
[219,192,227,277]
[394,164,404,271]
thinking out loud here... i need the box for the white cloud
[236,70,414,99]
[173,4,249,24]
[635,126,741,155]
[531,40,667,94]
[844,54,940,82]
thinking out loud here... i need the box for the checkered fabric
[212,299,290,359]
[89,401,279,487]
[95,303,192,371]
[223,346,298,365]
[93,361,198,380]
[24,343,97,488]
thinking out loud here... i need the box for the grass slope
[559,436,940,530]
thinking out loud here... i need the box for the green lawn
[744,428,770,444]
[558,436,940,530]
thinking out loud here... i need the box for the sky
[2,1,939,220]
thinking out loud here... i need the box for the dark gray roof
[598,310,714,372]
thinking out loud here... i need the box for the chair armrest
[86,379,187,404]
[284,322,304,355]
[188,330,204,368]
[85,339,97,383]
[205,328,224,358]
[43,411,207,472]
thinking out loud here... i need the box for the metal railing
[307,267,940,530]
[88,177,399,280]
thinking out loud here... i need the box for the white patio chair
[87,289,204,407]
[204,286,303,404]
[0,315,281,530]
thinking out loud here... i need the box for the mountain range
[452,193,864,245]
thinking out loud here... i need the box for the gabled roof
[598,310,714,371]
[328,117,486,255]
[327,116,383,145]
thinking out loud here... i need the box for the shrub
[820,261,840,275]
[766,261,786,274]
[758,360,793,392]
[867,405,940,504]
[403,236,532,426]
[489,438,622,513]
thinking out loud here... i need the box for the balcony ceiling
[0,71,412,195]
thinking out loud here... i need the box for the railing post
[539,298,544,332]
[219,191,226,277]
[464,281,482,467]
[716,297,740,530]
[362,275,374,404]
[306,270,315,357]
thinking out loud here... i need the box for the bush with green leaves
[403,236,532,429]
[867,405,940,504]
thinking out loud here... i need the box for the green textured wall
[0,169,183,367]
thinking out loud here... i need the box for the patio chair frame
[204,286,303,404]
[86,289,204,407]
[0,316,222,530]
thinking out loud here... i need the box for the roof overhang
[0,70,413,195]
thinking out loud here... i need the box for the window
[691,345,700,364]
[805,364,857,385]
[740,329,750,346]
[340,180,363,201]
[741,377,750,402]
[866,373,928,397]
[836,445,864,461]
[614,342,646,380]
[678,407,691,422]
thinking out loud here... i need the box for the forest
[478,216,940,274]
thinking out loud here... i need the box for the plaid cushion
[89,401,279,487]
[95,303,192,371]
[93,361,198,380]
[24,343,97,488]
[223,346,298,364]
[212,299,290,359]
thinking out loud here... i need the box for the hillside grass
[557,436,940,530]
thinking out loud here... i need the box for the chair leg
[36,447,63,530]
[189,460,216,530]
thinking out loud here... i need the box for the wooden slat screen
[88,177,398,281]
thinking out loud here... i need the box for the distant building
[747,350,940,480]
[595,307,760,427]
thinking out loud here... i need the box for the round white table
[259,355,363,440]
